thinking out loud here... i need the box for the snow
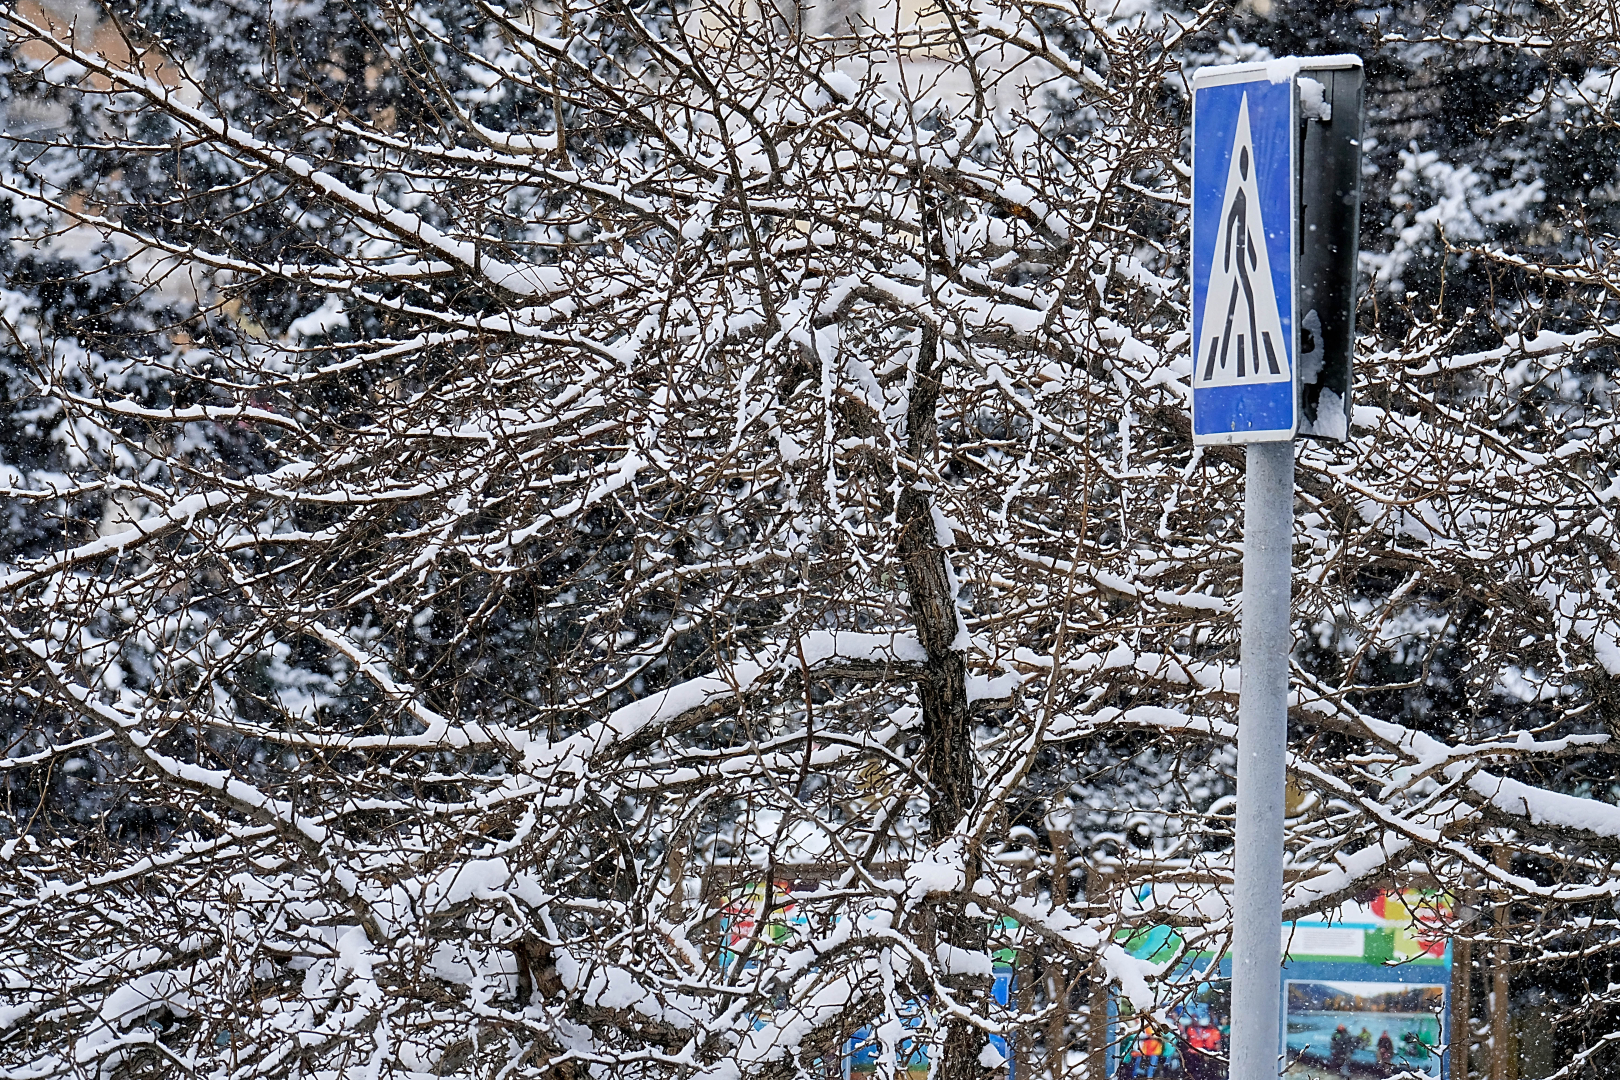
[906,839,968,900]
[288,295,350,339]
[967,671,1022,701]
[1101,943,1159,1011]
[1462,770,1620,839]
[5,4,1618,1076]
[1298,309,1325,385]
[1264,57,1304,84]
[523,628,928,777]
[0,490,234,593]
[821,69,859,103]
[1312,388,1349,440]
[1594,628,1620,676]
[935,942,995,978]
[1296,77,1332,121]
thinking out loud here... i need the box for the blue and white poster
[1190,67,1298,443]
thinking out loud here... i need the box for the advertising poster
[717,881,1450,1080]
[1112,890,1451,1079]
[718,880,809,970]
[1283,980,1445,1079]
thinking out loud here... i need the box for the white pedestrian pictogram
[1196,93,1288,388]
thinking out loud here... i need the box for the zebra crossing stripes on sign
[1196,95,1287,388]
[1190,68,1297,444]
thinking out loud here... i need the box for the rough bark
[899,326,988,1080]
[898,328,975,840]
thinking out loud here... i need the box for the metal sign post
[1189,56,1363,1080]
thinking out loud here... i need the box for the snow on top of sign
[1263,57,1304,84]
[1193,54,1364,85]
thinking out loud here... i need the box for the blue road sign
[1190,66,1298,444]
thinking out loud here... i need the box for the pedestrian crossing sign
[1190,65,1298,444]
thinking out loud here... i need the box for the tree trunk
[899,475,975,838]
[1451,884,1472,1080]
[1491,848,1513,1080]
[899,326,986,1080]
[898,327,975,837]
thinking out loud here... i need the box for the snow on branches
[2,0,1620,1076]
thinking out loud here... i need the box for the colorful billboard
[1111,890,1451,1079]
[715,882,1451,1080]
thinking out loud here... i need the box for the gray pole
[1228,438,1293,1080]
